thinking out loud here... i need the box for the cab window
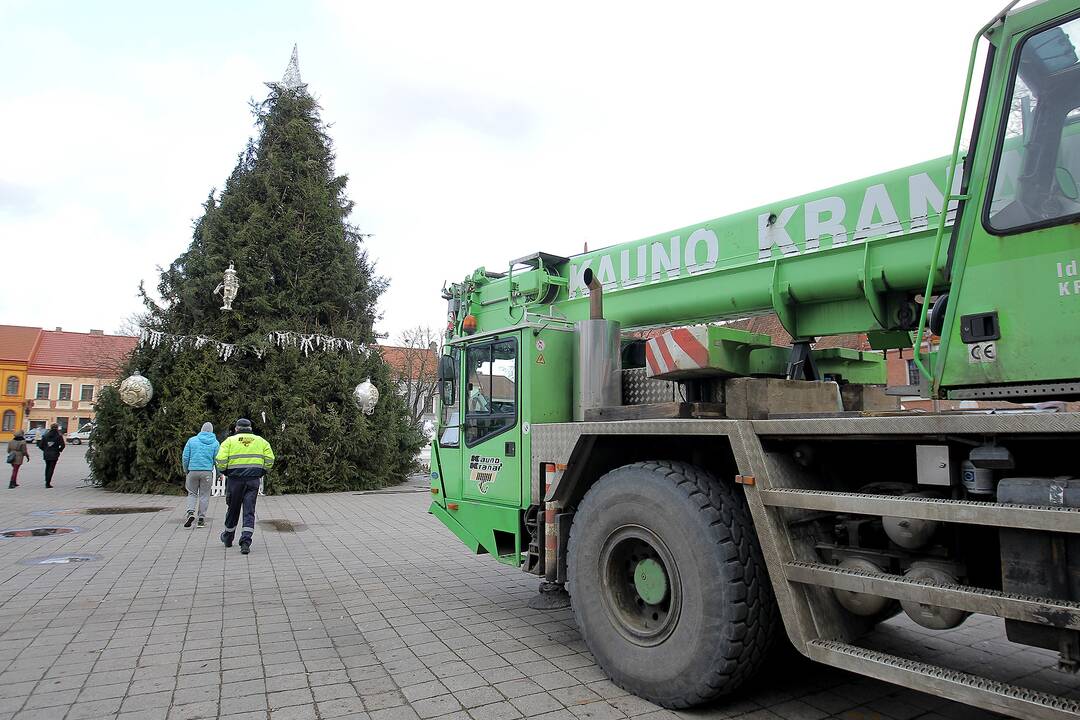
[987,16,1080,233]
[464,339,516,445]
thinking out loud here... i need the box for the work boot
[220,531,232,548]
[240,541,251,555]
[197,518,206,528]
[184,515,195,528]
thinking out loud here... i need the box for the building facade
[0,326,137,438]
[0,326,43,441]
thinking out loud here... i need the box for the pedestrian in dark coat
[37,424,65,488]
[217,418,274,555]
[6,433,30,489]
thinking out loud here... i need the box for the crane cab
[937,4,1080,398]
[430,325,574,566]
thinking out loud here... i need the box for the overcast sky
[0,1,1009,342]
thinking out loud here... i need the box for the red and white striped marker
[542,463,566,582]
[645,327,710,378]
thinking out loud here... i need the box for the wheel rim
[597,524,681,647]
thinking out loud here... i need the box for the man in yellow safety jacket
[216,418,275,555]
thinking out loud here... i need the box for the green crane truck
[429,2,1080,716]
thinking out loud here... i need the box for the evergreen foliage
[89,81,424,494]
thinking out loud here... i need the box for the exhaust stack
[573,269,621,420]
[585,268,604,320]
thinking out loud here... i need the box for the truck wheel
[567,460,776,708]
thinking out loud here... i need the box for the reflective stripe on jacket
[215,433,275,479]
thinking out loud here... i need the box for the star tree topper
[280,45,304,90]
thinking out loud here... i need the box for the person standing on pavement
[7,433,30,489]
[182,422,220,528]
[37,423,65,488]
[216,418,274,555]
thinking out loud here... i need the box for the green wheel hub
[597,524,682,646]
[633,558,668,605]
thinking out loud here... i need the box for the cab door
[941,7,1080,392]
[461,335,521,507]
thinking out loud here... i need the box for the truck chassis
[531,411,1080,719]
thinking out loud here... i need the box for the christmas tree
[89,49,424,494]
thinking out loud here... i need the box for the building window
[35,383,50,400]
[80,385,94,402]
[77,417,92,431]
[56,417,69,434]
[29,420,45,430]
[1,411,13,432]
[58,384,72,401]
[5,376,17,396]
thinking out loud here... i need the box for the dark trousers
[223,476,261,545]
[44,456,59,485]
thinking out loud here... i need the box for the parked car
[65,424,94,445]
[22,427,46,443]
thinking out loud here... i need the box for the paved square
[0,448,1068,719]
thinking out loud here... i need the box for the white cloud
[0,0,1010,339]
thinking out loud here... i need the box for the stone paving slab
[0,448,1068,719]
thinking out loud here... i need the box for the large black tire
[567,460,777,708]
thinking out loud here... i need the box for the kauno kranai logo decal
[469,455,503,494]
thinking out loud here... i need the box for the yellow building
[0,326,43,441]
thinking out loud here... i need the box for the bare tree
[114,311,148,338]
[390,326,440,429]
[83,327,139,394]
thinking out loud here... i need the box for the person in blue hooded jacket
[182,422,220,528]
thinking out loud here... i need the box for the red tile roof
[380,344,438,381]
[29,330,137,375]
[0,325,43,363]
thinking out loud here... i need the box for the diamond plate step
[806,640,1080,720]
[759,488,1080,533]
[785,561,1080,630]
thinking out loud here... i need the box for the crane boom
[456,154,960,342]
[561,155,959,333]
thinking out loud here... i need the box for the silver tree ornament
[214,262,239,311]
[353,379,380,415]
[119,372,153,408]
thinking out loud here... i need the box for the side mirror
[1056,167,1079,201]
[438,354,457,408]
[438,354,456,381]
[441,381,456,409]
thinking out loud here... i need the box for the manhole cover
[82,507,168,515]
[0,527,80,538]
[258,519,305,532]
[19,553,101,566]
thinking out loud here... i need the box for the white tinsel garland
[137,328,369,362]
